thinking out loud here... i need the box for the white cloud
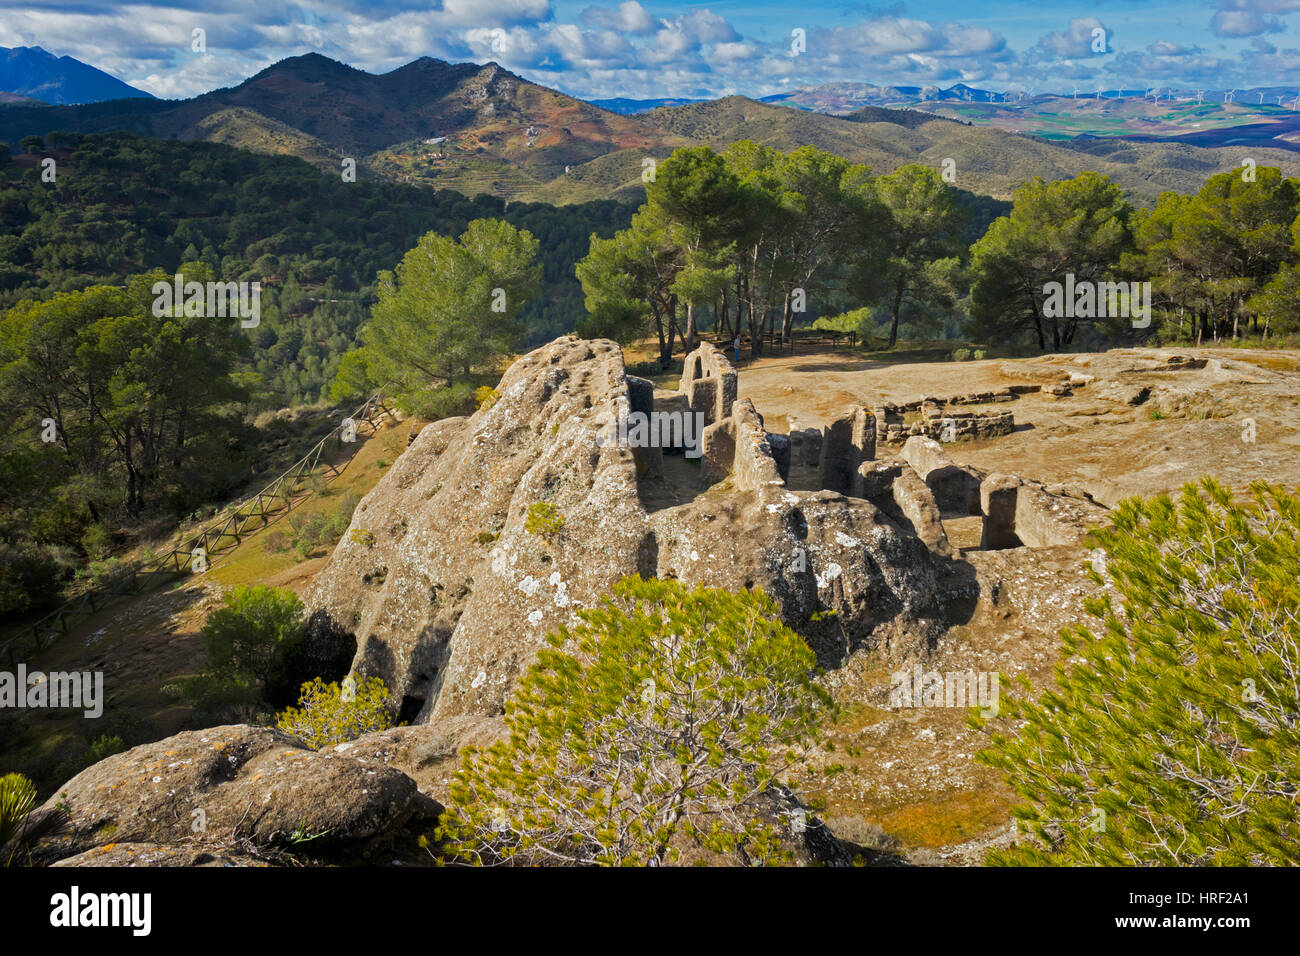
[1032,18,1112,59]
[6,1,1300,105]
[820,17,1004,59]
[579,1,654,35]
[1211,10,1284,36]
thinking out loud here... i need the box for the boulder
[28,725,440,865]
[306,338,651,723]
[322,716,507,803]
[856,460,904,501]
[53,843,272,867]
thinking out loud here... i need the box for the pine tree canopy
[437,575,833,866]
[977,478,1300,865]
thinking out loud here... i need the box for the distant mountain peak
[250,52,366,80]
[0,45,153,105]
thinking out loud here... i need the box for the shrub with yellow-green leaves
[976,479,1300,865]
[437,575,832,866]
[1,772,37,863]
[276,675,401,749]
[524,501,565,537]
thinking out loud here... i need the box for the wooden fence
[0,393,394,670]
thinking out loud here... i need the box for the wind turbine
[1196,90,1204,105]
[1073,86,1080,99]
[1095,86,1103,101]
[1225,88,1236,103]
[1258,91,1266,104]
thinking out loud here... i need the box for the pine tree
[976,479,1300,865]
[437,575,832,866]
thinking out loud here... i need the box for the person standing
[733,333,741,364]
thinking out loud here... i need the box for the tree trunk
[652,302,667,366]
[888,285,904,348]
[664,295,678,367]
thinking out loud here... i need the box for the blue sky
[2,0,1299,100]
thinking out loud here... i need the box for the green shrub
[196,582,305,697]
[164,672,262,715]
[0,542,73,616]
[287,509,351,559]
[81,556,133,591]
[976,479,1300,865]
[337,491,361,520]
[812,307,874,335]
[524,502,565,537]
[275,675,400,748]
[437,575,832,866]
[80,523,114,561]
[84,734,126,765]
[0,773,37,861]
[408,382,477,421]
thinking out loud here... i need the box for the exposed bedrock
[303,337,976,726]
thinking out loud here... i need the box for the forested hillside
[0,131,634,407]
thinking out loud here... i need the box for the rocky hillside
[24,336,1126,866]
[304,337,975,725]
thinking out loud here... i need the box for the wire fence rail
[1,392,394,670]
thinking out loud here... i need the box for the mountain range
[4,52,1300,205]
[0,46,153,105]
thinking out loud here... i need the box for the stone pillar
[716,369,737,422]
[801,427,822,467]
[626,375,654,417]
[688,377,719,426]
[701,420,735,486]
[851,406,876,464]
[818,412,855,493]
[821,405,877,494]
[855,460,903,500]
[980,474,1022,550]
[626,375,662,478]
[679,352,704,394]
[892,467,951,556]
[767,433,790,485]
